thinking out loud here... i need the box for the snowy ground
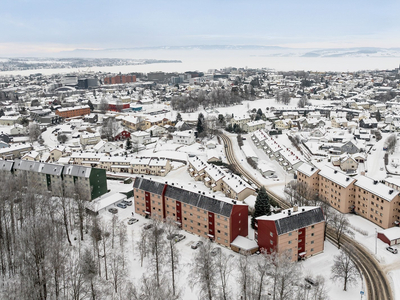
[345,213,400,300]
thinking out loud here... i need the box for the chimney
[293,205,298,212]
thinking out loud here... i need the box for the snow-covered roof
[230,236,258,251]
[297,163,319,177]
[317,166,355,188]
[354,175,399,202]
[86,192,127,212]
[378,227,400,241]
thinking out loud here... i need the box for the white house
[93,140,119,153]
[172,130,196,145]
[131,131,151,145]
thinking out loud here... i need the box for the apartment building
[9,160,107,200]
[56,105,91,118]
[297,164,400,229]
[318,167,356,213]
[354,176,400,228]
[255,206,325,261]
[0,144,32,160]
[63,165,107,200]
[133,177,248,248]
[187,156,255,201]
[104,75,136,85]
[296,163,320,194]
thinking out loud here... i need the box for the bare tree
[266,251,301,300]
[331,213,354,249]
[164,217,181,298]
[99,97,109,114]
[254,252,270,300]
[81,248,98,300]
[385,134,397,154]
[215,251,233,300]
[29,123,42,142]
[189,239,217,300]
[145,214,166,288]
[297,95,310,108]
[310,275,329,300]
[101,117,119,141]
[237,251,254,300]
[331,250,359,291]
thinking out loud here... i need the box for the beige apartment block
[297,163,320,194]
[318,167,356,213]
[354,176,400,229]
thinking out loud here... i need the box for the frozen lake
[0,49,399,76]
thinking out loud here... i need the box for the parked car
[128,218,138,225]
[108,208,118,214]
[144,224,153,230]
[167,233,178,240]
[123,200,132,206]
[174,234,186,243]
[191,241,203,249]
[117,203,127,209]
[304,277,318,286]
[211,247,221,256]
[386,246,398,254]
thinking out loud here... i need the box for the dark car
[128,218,138,225]
[304,277,318,286]
[117,203,127,209]
[191,241,203,249]
[108,208,118,214]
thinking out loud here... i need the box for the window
[270,232,273,237]
[311,233,314,237]
[270,240,273,245]
[288,232,292,236]
[288,241,292,244]
[311,225,314,229]
[311,241,314,244]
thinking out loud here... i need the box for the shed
[378,227,400,246]
[230,236,259,254]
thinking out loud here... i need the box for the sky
[1,0,400,56]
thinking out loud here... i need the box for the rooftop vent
[311,167,314,171]
[302,208,305,212]
[213,195,215,198]
[171,183,174,186]
[334,170,338,174]
[202,192,205,195]
[373,180,378,185]
[346,177,350,181]
[389,190,394,195]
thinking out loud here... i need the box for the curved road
[219,132,393,300]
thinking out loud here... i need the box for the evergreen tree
[376,110,381,122]
[251,186,271,229]
[126,137,132,150]
[87,100,94,111]
[197,113,205,135]
[176,112,182,123]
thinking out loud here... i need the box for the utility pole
[375,228,377,255]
